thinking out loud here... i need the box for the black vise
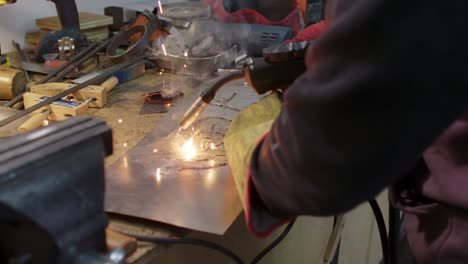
[0,117,113,264]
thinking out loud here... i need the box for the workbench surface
[89,71,176,263]
[4,51,249,262]
[91,70,248,263]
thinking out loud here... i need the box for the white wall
[0,0,161,52]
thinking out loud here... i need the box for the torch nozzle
[179,97,209,130]
[179,71,245,130]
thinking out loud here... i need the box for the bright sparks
[184,51,188,57]
[156,168,162,183]
[123,143,128,148]
[161,44,167,56]
[118,118,123,124]
[158,0,164,14]
[210,143,216,150]
[182,137,196,160]
[42,120,49,126]
[153,149,158,153]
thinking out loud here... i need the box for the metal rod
[50,38,115,82]
[0,56,146,128]
[323,215,345,264]
[40,41,100,84]
[5,41,101,108]
[11,40,31,81]
[12,41,28,62]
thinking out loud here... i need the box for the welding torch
[179,41,310,130]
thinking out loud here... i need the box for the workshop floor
[155,192,389,264]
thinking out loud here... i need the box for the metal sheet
[105,78,260,235]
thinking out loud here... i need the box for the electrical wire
[130,234,245,264]
[250,219,296,264]
[388,203,401,264]
[368,199,390,264]
[116,219,295,264]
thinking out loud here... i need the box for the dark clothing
[391,118,468,263]
[247,0,468,263]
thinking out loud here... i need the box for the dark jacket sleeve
[249,0,468,219]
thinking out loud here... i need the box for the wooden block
[36,12,113,31]
[23,92,90,121]
[24,31,41,45]
[30,82,107,108]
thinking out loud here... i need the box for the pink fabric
[285,20,328,43]
[203,0,303,36]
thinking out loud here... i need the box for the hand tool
[35,0,86,62]
[0,55,146,127]
[0,107,29,137]
[30,77,119,108]
[179,41,308,130]
[23,93,95,121]
[5,41,101,108]
[0,117,114,264]
[18,109,51,133]
[0,66,27,100]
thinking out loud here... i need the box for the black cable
[250,219,296,264]
[115,219,296,264]
[126,234,245,264]
[389,203,401,264]
[368,199,390,264]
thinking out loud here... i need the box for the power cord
[119,220,296,264]
[368,199,390,264]
[250,219,296,264]
[120,203,389,264]
[128,235,245,264]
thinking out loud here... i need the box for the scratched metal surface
[105,77,260,235]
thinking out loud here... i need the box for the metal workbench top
[91,69,258,262]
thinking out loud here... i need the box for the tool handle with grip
[101,77,119,93]
[18,110,51,133]
[0,55,146,128]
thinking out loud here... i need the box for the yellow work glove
[224,91,282,206]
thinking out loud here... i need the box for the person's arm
[247,0,468,233]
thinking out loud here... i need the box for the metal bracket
[58,37,75,60]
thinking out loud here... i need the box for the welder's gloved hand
[224,91,282,209]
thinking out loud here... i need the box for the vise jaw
[0,117,113,264]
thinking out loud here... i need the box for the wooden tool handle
[106,229,138,257]
[18,110,50,133]
[0,66,27,100]
[101,76,119,93]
